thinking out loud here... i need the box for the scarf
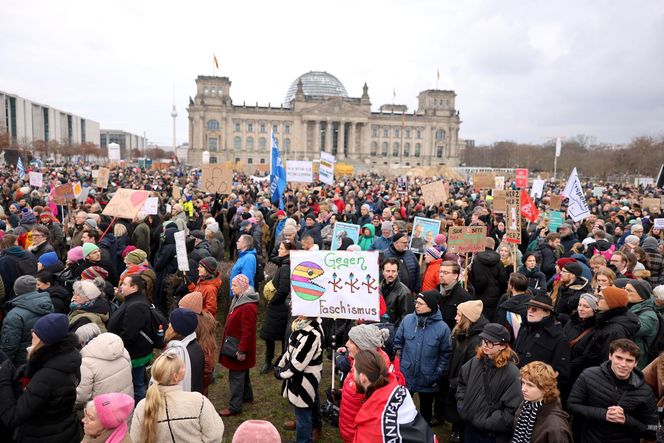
[164,332,197,392]
[511,400,543,443]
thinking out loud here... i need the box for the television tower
[170,101,178,152]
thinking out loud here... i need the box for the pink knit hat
[232,420,281,442]
[67,246,84,262]
[94,393,134,443]
[231,274,250,295]
[435,234,447,245]
[179,291,203,314]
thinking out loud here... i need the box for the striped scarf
[512,400,543,443]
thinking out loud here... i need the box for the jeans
[132,365,146,403]
[294,405,313,443]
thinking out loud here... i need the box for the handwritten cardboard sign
[96,167,110,189]
[492,190,506,213]
[642,198,661,213]
[200,165,233,194]
[52,183,75,205]
[447,225,488,254]
[473,173,495,190]
[504,190,522,244]
[420,181,449,206]
[549,195,562,211]
[102,188,150,219]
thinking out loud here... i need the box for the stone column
[313,121,320,155]
[338,121,345,159]
[325,119,332,153]
[349,122,356,159]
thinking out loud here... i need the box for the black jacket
[536,243,558,280]
[568,361,658,442]
[300,222,323,249]
[562,312,596,380]
[554,276,590,321]
[581,307,641,369]
[380,277,414,328]
[41,284,71,314]
[514,315,571,390]
[260,255,291,341]
[448,316,489,389]
[382,245,421,294]
[107,291,153,360]
[438,282,471,332]
[0,334,81,443]
[469,249,508,321]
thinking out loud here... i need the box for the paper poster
[172,185,181,200]
[143,197,159,215]
[654,218,664,230]
[642,198,661,213]
[515,169,529,188]
[52,183,76,205]
[420,181,449,206]
[102,188,150,219]
[447,226,487,254]
[200,164,233,194]
[494,176,505,191]
[286,160,314,183]
[409,217,442,254]
[174,230,190,272]
[319,152,335,185]
[29,172,43,188]
[77,186,90,203]
[473,173,495,190]
[547,211,565,233]
[331,222,361,251]
[593,186,605,198]
[530,179,545,199]
[108,143,121,161]
[492,190,506,213]
[289,250,380,321]
[549,195,562,211]
[96,167,110,189]
[562,168,590,222]
[505,190,522,244]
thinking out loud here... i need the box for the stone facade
[186,72,464,169]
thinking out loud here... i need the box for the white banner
[654,218,664,230]
[555,137,562,157]
[562,168,590,222]
[319,152,335,185]
[142,197,159,215]
[286,160,313,183]
[108,143,121,161]
[290,250,380,321]
[174,230,189,272]
[29,172,43,188]
[530,179,545,199]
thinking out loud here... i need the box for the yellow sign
[334,163,354,175]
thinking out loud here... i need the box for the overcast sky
[1,0,663,147]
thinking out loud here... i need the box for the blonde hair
[520,361,560,403]
[114,223,128,237]
[142,352,183,443]
[452,313,472,337]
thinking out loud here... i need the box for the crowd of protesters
[0,160,663,442]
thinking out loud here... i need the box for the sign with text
[174,230,190,272]
[593,186,605,198]
[473,173,495,190]
[108,143,121,161]
[547,211,565,233]
[654,218,664,230]
[290,250,380,321]
[102,188,150,219]
[319,152,335,185]
[200,164,233,194]
[52,183,75,205]
[420,181,449,206]
[331,222,361,251]
[530,179,545,199]
[96,167,110,189]
[515,169,529,188]
[643,198,661,213]
[505,190,522,244]
[29,172,43,188]
[286,160,314,183]
[447,225,488,254]
[492,190,506,212]
[142,197,159,215]
[494,176,505,191]
[409,217,442,254]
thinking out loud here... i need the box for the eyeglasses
[481,339,500,348]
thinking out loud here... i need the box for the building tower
[170,102,178,151]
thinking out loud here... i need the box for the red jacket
[189,275,221,317]
[219,291,258,371]
[421,259,443,292]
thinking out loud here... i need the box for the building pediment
[299,97,369,120]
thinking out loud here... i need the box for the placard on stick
[52,183,75,205]
[492,190,506,213]
[473,173,495,190]
[96,167,110,189]
[420,181,449,205]
[102,189,150,219]
[549,195,562,211]
[643,198,661,213]
[200,165,233,194]
[505,190,522,244]
[447,226,488,253]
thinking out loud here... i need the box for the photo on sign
[409,216,442,254]
[330,222,361,251]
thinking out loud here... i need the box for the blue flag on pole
[270,132,287,209]
[16,157,25,179]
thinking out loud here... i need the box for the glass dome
[284,71,348,106]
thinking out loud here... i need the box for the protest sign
[549,195,562,211]
[91,169,99,178]
[420,181,449,205]
[174,230,190,272]
[643,198,661,213]
[593,186,605,198]
[52,183,75,205]
[494,176,505,191]
[515,169,529,188]
[473,173,495,190]
[547,211,565,233]
[492,190,506,212]
[319,152,335,185]
[172,185,181,200]
[654,218,664,230]
[447,226,488,254]
[409,217,442,254]
[505,190,522,244]
[290,250,380,321]
[200,164,233,194]
[96,167,110,189]
[530,179,545,199]
[29,172,43,188]
[108,143,121,161]
[77,186,90,203]
[286,160,314,183]
[331,222,360,251]
[143,197,159,215]
[562,168,590,222]
[102,188,150,219]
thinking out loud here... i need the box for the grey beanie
[580,293,599,312]
[348,324,389,351]
[642,236,659,252]
[14,275,37,296]
[381,221,393,232]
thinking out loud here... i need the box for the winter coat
[382,244,421,293]
[165,332,205,394]
[260,255,291,341]
[628,299,659,368]
[0,290,53,366]
[495,292,530,341]
[469,249,508,321]
[562,312,596,380]
[357,223,375,251]
[29,241,55,259]
[393,309,452,393]
[98,234,118,285]
[75,332,133,408]
[0,334,82,443]
[642,354,664,409]
[41,284,70,314]
[516,265,547,291]
[568,361,658,442]
[421,258,443,292]
[514,315,571,390]
[301,222,323,249]
[229,248,257,293]
[130,221,151,256]
[106,290,153,363]
[339,349,391,443]
[68,296,111,333]
[513,399,573,443]
[190,275,221,317]
[369,234,391,252]
[380,277,414,328]
[537,243,559,280]
[580,307,641,370]
[437,281,472,332]
[553,276,590,321]
[220,288,258,371]
[0,246,37,301]
[44,221,65,258]
[560,232,579,254]
[276,318,324,408]
[130,385,224,443]
[190,240,211,263]
[456,355,523,439]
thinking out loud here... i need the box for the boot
[312,426,322,442]
[259,361,272,374]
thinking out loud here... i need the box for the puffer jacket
[357,223,375,251]
[568,360,658,442]
[0,291,54,366]
[75,332,133,408]
[190,275,221,317]
[516,265,547,291]
[339,349,391,442]
[581,307,641,369]
[393,308,452,393]
[456,355,522,440]
[469,249,508,321]
[41,284,70,314]
[628,299,659,369]
[229,248,257,293]
[382,244,421,293]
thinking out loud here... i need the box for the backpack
[139,304,168,349]
[593,243,616,261]
[647,312,664,362]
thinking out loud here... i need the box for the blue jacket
[394,308,452,393]
[369,235,392,251]
[230,248,257,295]
[382,244,421,293]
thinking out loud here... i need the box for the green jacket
[629,298,659,369]
[358,223,375,251]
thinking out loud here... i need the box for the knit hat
[625,235,640,246]
[84,218,97,230]
[68,246,84,263]
[121,245,137,258]
[381,221,393,232]
[179,291,203,314]
[276,210,287,218]
[580,293,599,311]
[169,308,198,336]
[392,232,406,243]
[348,324,388,351]
[556,257,577,269]
[417,290,441,312]
[457,300,483,323]
[435,234,447,245]
[563,261,583,277]
[94,392,134,441]
[125,249,147,265]
[14,275,37,296]
[38,252,59,268]
[190,230,205,240]
[601,286,629,309]
[232,420,282,443]
[33,313,69,345]
[642,236,659,252]
[73,279,102,300]
[425,247,442,259]
[81,266,109,281]
[199,256,218,274]
[628,279,653,300]
[232,274,250,295]
[206,222,219,234]
[82,242,100,258]
[525,293,555,311]
[479,323,511,344]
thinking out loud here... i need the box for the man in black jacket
[568,338,658,442]
[437,260,471,331]
[380,258,414,328]
[495,273,532,341]
[468,237,507,322]
[537,232,561,280]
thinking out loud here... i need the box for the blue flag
[270,132,287,209]
[16,157,25,179]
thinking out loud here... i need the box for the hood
[163,226,177,245]
[361,223,375,237]
[642,236,659,253]
[11,291,54,315]
[231,288,260,311]
[476,249,501,266]
[597,307,640,336]
[99,233,116,249]
[82,332,129,361]
[418,307,443,326]
[3,246,26,258]
[570,253,589,266]
[569,276,589,290]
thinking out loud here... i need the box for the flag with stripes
[17,157,25,179]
